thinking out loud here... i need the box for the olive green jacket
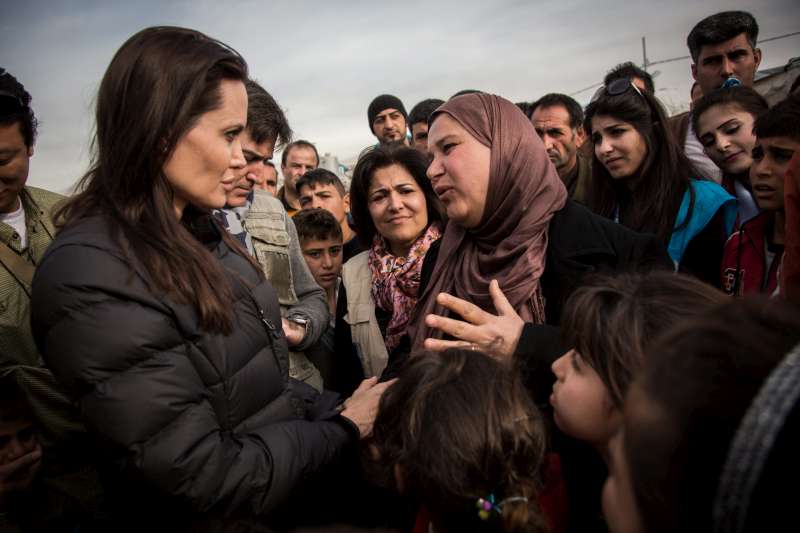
[0,186,85,446]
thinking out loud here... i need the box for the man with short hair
[278,140,319,216]
[214,80,326,391]
[0,69,78,449]
[0,68,99,529]
[367,94,408,146]
[671,11,762,183]
[297,168,365,262]
[604,62,655,94]
[530,93,591,202]
[407,98,444,154]
[257,161,278,196]
[688,11,762,96]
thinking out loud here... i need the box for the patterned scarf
[368,223,442,352]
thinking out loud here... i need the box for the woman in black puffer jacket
[30,26,389,531]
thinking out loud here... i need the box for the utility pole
[642,36,649,72]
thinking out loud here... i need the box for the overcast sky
[2,0,798,193]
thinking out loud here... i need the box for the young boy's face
[0,415,41,493]
[300,236,343,291]
[750,136,798,211]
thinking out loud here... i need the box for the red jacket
[783,153,800,304]
[721,211,783,296]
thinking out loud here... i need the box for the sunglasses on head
[590,77,645,104]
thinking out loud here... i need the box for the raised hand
[423,279,524,363]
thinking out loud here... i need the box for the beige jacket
[341,251,389,378]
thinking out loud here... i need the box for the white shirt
[0,201,28,248]
[685,117,723,184]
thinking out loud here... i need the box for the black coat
[384,200,672,380]
[30,213,357,530]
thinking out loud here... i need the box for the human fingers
[489,279,519,317]
[369,378,396,396]
[353,376,379,394]
[435,292,489,326]
[424,313,480,343]
[0,448,42,480]
[423,337,476,353]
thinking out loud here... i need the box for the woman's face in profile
[426,114,490,229]
[162,79,248,216]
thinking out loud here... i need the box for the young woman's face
[162,79,247,217]
[367,164,429,257]
[550,349,621,447]
[591,115,649,179]
[427,114,490,229]
[696,103,757,175]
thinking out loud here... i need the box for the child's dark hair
[560,271,725,407]
[295,167,346,197]
[753,94,800,142]
[292,208,343,244]
[365,349,548,532]
[691,86,769,137]
[624,297,800,533]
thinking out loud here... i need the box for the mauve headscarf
[408,93,567,349]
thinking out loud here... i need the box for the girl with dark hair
[29,26,388,528]
[365,349,550,533]
[550,271,725,453]
[334,145,446,391]
[602,297,800,533]
[585,78,737,285]
[692,86,769,223]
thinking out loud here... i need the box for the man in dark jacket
[530,94,592,203]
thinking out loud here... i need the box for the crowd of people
[1,8,799,533]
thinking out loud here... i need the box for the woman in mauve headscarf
[410,93,567,338]
[401,92,669,364]
[393,93,671,533]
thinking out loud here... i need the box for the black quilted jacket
[30,212,356,529]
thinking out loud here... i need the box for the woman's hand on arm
[422,279,524,364]
[340,377,396,438]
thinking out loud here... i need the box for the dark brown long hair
[365,350,548,532]
[57,26,251,334]
[584,85,696,242]
[560,271,725,408]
